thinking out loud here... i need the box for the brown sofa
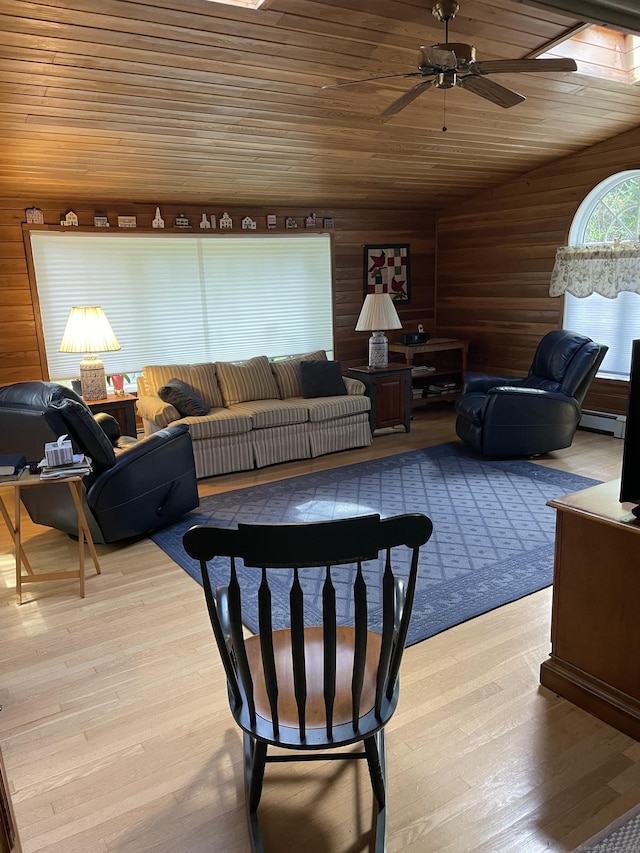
[136,351,372,479]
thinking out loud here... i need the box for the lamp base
[79,355,107,401]
[368,331,389,369]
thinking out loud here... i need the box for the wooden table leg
[66,479,101,598]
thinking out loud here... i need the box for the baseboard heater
[578,410,626,439]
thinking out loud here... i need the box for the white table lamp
[355,293,402,369]
[59,306,121,401]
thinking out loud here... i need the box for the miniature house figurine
[200,214,212,229]
[285,217,297,229]
[174,213,191,228]
[241,216,257,230]
[25,207,44,224]
[60,210,79,226]
[305,213,317,228]
[152,207,165,228]
[219,212,233,229]
[94,213,110,227]
[267,214,277,229]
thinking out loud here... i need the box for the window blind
[29,231,334,380]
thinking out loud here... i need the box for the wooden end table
[0,471,101,602]
[85,393,138,437]
[348,364,412,433]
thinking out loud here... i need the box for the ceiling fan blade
[458,75,525,108]
[420,45,457,69]
[473,57,578,75]
[380,79,434,121]
[322,72,423,90]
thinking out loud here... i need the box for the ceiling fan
[324,0,578,121]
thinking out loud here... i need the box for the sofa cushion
[300,360,347,398]
[271,350,327,399]
[142,363,224,409]
[158,378,210,417]
[302,394,370,423]
[177,408,252,440]
[229,399,309,429]
[216,356,280,406]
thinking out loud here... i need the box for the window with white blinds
[29,231,334,380]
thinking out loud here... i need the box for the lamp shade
[59,306,121,354]
[59,306,121,401]
[355,293,402,332]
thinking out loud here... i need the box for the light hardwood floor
[0,410,635,853]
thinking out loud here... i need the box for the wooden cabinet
[541,480,640,740]
[388,338,468,410]
[348,364,412,433]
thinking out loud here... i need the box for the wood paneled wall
[0,200,435,386]
[436,124,640,416]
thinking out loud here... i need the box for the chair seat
[245,627,382,728]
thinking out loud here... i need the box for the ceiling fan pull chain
[442,91,447,132]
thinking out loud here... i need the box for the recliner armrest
[462,372,525,394]
[484,386,581,423]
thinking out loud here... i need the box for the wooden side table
[0,471,101,602]
[388,337,468,411]
[86,393,138,437]
[348,364,412,433]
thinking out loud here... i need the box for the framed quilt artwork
[363,243,410,303]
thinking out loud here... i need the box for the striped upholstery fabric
[216,356,280,406]
[309,414,372,458]
[229,399,308,429]
[142,363,224,409]
[301,394,371,423]
[137,356,372,478]
[178,408,252,440]
[343,376,365,395]
[271,350,327,399]
[191,432,254,479]
[251,423,311,468]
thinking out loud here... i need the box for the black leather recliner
[0,381,199,544]
[455,330,608,457]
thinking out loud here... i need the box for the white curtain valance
[549,243,640,298]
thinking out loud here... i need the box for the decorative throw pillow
[299,360,347,398]
[216,356,280,406]
[271,350,327,399]
[158,378,210,417]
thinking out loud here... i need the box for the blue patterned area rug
[151,443,599,646]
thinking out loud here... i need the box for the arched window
[563,170,640,379]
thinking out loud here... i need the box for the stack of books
[410,365,435,377]
[0,453,27,482]
[39,454,92,480]
[427,381,459,395]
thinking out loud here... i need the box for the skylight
[541,25,640,85]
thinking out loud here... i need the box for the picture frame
[363,243,410,303]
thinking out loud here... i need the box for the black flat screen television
[620,338,640,518]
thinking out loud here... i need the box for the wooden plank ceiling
[2,0,640,209]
